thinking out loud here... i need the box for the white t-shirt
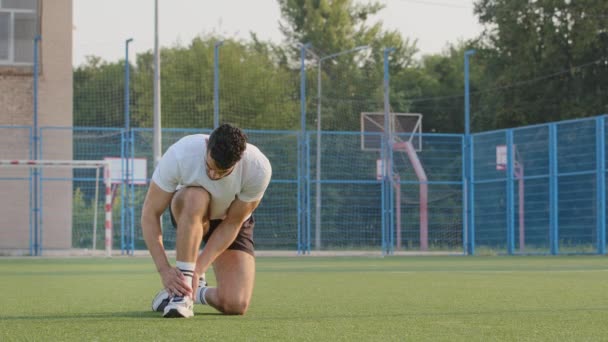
[151,134,272,220]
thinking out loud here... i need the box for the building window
[0,0,38,65]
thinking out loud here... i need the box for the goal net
[0,160,113,256]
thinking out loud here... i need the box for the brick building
[0,0,73,253]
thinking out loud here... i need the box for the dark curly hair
[207,123,248,169]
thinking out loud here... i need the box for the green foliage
[72,187,123,250]
[398,44,470,133]
[73,57,125,127]
[217,39,300,130]
[122,36,300,130]
[72,0,608,133]
[71,187,92,247]
[278,0,384,54]
[472,0,608,129]
[279,0,419,130]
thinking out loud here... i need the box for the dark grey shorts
[169,208,255,256]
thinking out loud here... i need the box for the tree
[278,0,418,131]
[73,56,125,127]
[278,0,383,54]
[395,43,476,133]
[473,0,608,129]
[129,36,300,130]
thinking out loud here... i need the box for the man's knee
[216,292,250,315]
[172,187,210,218]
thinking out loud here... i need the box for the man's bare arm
[141,182,191,296]
[194,198,260,276]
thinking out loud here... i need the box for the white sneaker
[151,289,170,312]
[163,296,194,318]
[151,275,206,312]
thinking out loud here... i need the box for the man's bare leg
[164,187,209,318]
[198,249,255,315]
[172,187,209,267]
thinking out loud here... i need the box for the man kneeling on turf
[141,123,272,318]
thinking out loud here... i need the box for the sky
[72,0,482,66]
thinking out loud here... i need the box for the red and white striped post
[103,164,112,257]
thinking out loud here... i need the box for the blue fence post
[214,41,223,129]
[464,50,475,137]
[122,38,133,255]
[461,135,467,254]
[506,130,515,254]
[464,49,475,255]
[305,132,312,253]
[549,123,559,255]
[32,35,41,256]
[120,129,126,254]
[469,135,476,255]
[298,43,311,255]
[596,116,606,254]
[380,137,386,254]
[129,132,136,254]
[27,127,34,256]
[383,47,395,255]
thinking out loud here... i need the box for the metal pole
[596,116,606,255]
[461,135,467,254]
[32,35,41,256]
[464,50,475,135]
[383,47,395,255]
[383,48,393,175]
[125,39,133,131]
[33,36,40,159]
[93,167,100,251]
[130,136,136,254]
[298,43,310,254]
[468,134,475,255]
[120,128,125,253]
[506,130,514,254]
[122,38,132,254]
[464,49,475,255]
[153,0,161,166]
[549,123,558,255]
[315,59,322,250]
[214,41,224,129]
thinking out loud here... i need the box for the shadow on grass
[0,311,224,321]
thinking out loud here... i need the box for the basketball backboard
[360,112,422,152]
[104,157,147,185]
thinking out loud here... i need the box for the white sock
[175,261,195,297]
[195,285,210,305]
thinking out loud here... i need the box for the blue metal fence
[1,115,607,255]
[308,131,383,251]
[470,116,607,255]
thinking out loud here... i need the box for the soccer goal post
[0,160,113,257]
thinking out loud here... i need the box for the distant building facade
[0,0,73,253]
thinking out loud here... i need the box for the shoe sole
[163,308,193,318]
[163,304,194,318]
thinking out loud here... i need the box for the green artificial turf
[1,256,607,341]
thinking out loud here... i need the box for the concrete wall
[0,0,73,253]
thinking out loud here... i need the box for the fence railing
[0,115,606,255]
